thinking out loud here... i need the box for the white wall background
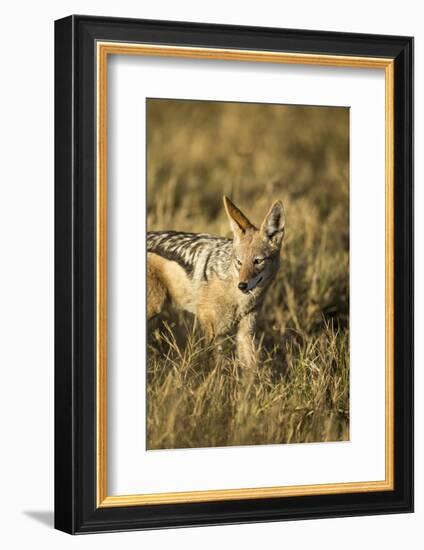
[0,1,420,548]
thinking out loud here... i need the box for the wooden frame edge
[96,42,395,508]
[385,60,395,492]
[96,42,108,507]
[98,480,393,508]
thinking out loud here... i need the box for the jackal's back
[147,230,233,280]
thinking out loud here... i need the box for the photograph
[146,98,350,450]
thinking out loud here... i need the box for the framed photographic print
[54,15,414,534]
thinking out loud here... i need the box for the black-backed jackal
[147,196,285,367]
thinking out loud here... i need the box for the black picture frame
[55,14,414,534]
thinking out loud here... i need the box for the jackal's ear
[223,196,256,236]
[260,200,285,247]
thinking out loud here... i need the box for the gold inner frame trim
[96,41,395,508]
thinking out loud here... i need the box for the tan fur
[196,279,239,338]
[147,258,168,319]
[147,197,285,367]
[147,253,193,318]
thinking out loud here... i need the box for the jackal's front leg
[236,313,259,368]
[197,316,225,366]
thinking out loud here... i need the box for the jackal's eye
[235,257,242,266]
[254,257,265,265]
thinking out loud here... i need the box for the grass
[146,99,349,450]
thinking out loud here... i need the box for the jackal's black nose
[238,282,248,292]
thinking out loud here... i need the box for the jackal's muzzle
[238,273,263,293]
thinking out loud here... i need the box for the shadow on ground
[23,510,54,528]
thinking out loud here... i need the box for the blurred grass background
[146,99,349,450]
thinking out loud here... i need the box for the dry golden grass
[146,99,349,449]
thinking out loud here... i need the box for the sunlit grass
[146,99,349,449]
